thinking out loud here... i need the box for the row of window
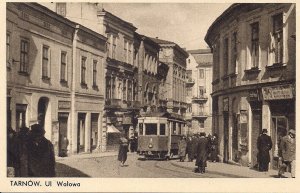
[215,13,284,77]
[7,36,101,88]
[107,34,133,65]
[106,77,137,101]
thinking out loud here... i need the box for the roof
[150,37,175,45]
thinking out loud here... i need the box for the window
[199,120,204,128]
[92,60,97,87]
[106,77,111,99]
[106,34,111,58]
[251,22,259,68]
[145,123,157,135]
[60,52,67,82]
[273,13,283,64]
[56,3,66,17]
[199,86,205,97]
[7,33,10,68]
[112,36,116,59]
[231,32,237,73]
[199,69,204,79]
[20,39,29,73]
[42,46,50,78]
[223,38,229,75]
[123,79,127,100]
[128,80,132,101]
[81,57,86,84]
[160,124,166,135]
[16,104,27,132]
[128,43,132,64]
[124,40,128,63]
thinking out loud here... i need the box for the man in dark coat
[210,133,219,162]
[15,126,30,177]
[7,127,17,177]
[195,132,209,173]
[257,128,272,172]
[27,124,55,177]
[191,134,199,160]
[186,136,194,162]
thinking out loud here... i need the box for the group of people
[7,124,56,177]
[257,128,295,178]
[178,133,219,173]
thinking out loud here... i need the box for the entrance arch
[37,97,52,140]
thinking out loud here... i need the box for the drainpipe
[70,25,79,154]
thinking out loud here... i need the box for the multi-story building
[6,3,107,155]
[205,3,295,168]
[186,49,213,135]
[150,38,189,134]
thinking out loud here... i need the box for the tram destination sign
[262,84,294,100]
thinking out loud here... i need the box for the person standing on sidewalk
[178,136,187,162]
[195,132,209,173]
[118,135,129,167]
[210,133,219,162]
[186,136,194,162]
[257,128,272,172]
[278,129,296,178]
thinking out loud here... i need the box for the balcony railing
[186,78,195,87]
[192,112,208,118]
[192,95,208,102]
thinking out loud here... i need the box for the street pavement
[55,152,288,178]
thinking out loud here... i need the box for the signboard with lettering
[58,101,71,110]
[262,84,294,100]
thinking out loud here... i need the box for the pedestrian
[186,136,194,162]
[257,129,272,172]
[14,126,30,177]
[118,135,129,167]
[192,134,199,160]
[278,129,296,178]
[178,136,187,162]
[7,126,17,177]
[210,133,219,162]
[27,124,55,177]
[60,136,69,157]
[195,132,209,174]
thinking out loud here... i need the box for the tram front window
[160,124,166,135]
[145,123,157,135]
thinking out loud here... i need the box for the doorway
[77,113,86,153]
[271,116,288,169]
[223,112,229,163]
[58,113,69,156]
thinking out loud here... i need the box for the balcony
[180,102,188,109]
[186,78,195,87]
[105,99,123,109]
[192,112,208,119]
[192,95,208,103]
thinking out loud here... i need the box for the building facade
[205,3,295,168]
[151,38,189,134]
[7,3,107,155]
[186,49,213,135]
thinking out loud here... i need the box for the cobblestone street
[55,152,281,178]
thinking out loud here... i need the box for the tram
[137,112,186,159]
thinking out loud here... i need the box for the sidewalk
[170,159,282,178]
[56,151,119,161]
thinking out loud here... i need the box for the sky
[103,3,232,50]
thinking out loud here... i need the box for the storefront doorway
[271,116,288,169]
[91,113,99,151]
[58,113,69,156]
[223,112,229,163]
[77,113,86,153]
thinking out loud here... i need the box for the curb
[56,152,136,161]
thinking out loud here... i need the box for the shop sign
[262,84,294,100]
[249,89,260,101]
[58,101,71,110]
[223,97,229,112]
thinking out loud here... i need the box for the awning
[107,124,120,133]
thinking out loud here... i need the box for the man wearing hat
[278,129,296,178]
[257,129,272,172]
[195,132,209,173]
[27,124,55,177]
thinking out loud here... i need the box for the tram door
[271,116,288,169]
